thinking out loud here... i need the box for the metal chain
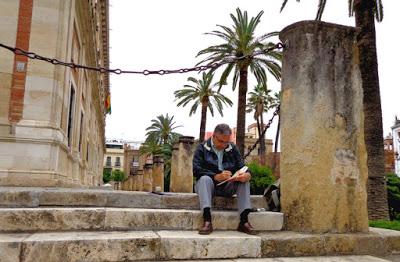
[0,42,284,75]
[243,105,280,160]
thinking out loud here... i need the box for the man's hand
[233,172,251,183]
[214,170,232,182]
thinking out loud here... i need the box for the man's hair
[214,124,232,136]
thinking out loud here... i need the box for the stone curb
[0,187,266,210]
[0,207,283,232]
[1,228,400,261]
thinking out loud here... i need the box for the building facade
[0,0,109,187]
[103,139,124,172]
[393,117,400,176]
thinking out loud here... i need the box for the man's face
[212,133,230,151]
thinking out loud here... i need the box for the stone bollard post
[143,157,153,192]
[152,155,164,192]
[131,174,138,191]
[170,136,195,193]
[279,21,369,233]
[136,169,143,191]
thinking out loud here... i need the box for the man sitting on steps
[193,123,255,235]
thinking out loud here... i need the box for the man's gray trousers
[195,175,252,214]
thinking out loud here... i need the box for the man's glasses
[214,135,230,145]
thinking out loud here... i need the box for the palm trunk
[199,102,208,143]
[273,115,280,173]
[354,0,389,219]
[236,68,248,156]
[259,112,266,165]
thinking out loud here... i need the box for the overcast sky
[106,0,400,143]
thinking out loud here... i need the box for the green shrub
[369,220,400,231]
[387,173,400,220]
[103,168,112,183]
[247,162,276,195]
[111,169,126,182]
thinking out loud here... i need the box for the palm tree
[281,0,388,219]
[197,8,282,156]
[145,114,181,145]
[246,84,273,165]
[174,71,233,142]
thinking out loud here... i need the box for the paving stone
[158,230,261,260]
[0,233,29,262]
[39,188,108,207]
[0,207,283,232]
[104,208,193,230]
[0,208,106,232]
[20,231,160,262]
[0,187,267,210]
[0,187,40,207]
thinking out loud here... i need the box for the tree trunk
[354,0,389,220]
[199,101,208,143]
[273,115,280,173]
[259,112,266,165]
[236,68,248,156]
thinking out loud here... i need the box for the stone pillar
[170,136,195,193]
[279,21,369,233]
[132,174,138,191]
[136,169,143,191]
[143,162,153,192]
[152,155,164,192]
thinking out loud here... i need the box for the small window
[67,84,76,147]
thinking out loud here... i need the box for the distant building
[0,1,109,187]
[384,133,395,174]
[103,139,141,174]
[392,117,400,176]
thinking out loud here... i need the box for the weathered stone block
[21,231,160,262]
[0,208,106,232]
[159,230,261,259]
[0,233,29,262]
[261,231,325,257]
[279,21,368,233]
[105,208,193,230]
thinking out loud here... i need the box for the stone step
[1,228,400,261]
[164,256,392,262]
[0,187,266,210]
[0,207,283,233]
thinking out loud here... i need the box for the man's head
[212,124,232,150]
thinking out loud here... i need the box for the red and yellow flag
[105,93,111,114]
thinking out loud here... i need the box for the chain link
[0,42,284,75]
[243,105,280,160]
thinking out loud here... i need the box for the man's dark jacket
[192,138,245,181]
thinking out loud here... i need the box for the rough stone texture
[0,187,267,210]
[0,233,29,262]
[260,228,400,258]
[21,231,160,262]
[279,21,368,233]
[1,229,400,261]
[170,136,195,193]
[159,230,261,260]
[39,189,108,207]
[105,208,194,230]
[370,227,400,253]
[0,207,282,232]
[0,208,106,232]
[368,176,390,220]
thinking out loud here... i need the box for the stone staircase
[0,187,400,261]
